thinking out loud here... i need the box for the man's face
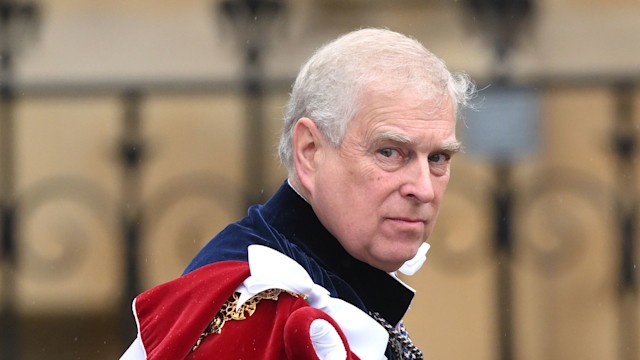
[309,90,459,272]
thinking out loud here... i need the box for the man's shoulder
[132,261,252,359]
[123,250,374,360]
[182,208,279,273]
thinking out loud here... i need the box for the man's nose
[399,160,435,203]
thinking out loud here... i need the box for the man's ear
[292,117,324,194]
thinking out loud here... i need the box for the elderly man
[122,28,473,360]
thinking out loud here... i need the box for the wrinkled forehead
[354,79,453,112]
[346,89,456,142]
[353,86,455,122]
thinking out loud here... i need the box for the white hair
[278,28,475,172]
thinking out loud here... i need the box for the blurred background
[0,0,638,359]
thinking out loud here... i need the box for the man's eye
[378,148,398,158]
[428,153,452,176]
[375,148,406,171]
[428,153,449,163]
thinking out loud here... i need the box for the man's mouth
[386,217,427,230]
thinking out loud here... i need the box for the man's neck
[287,177,310,203]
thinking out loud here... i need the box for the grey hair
[278,28,475,173]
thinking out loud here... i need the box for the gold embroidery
[191,289,304,352]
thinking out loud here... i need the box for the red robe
[123,260,365,359]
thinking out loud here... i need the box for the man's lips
[387,216,426,223]
[385,217,427,231]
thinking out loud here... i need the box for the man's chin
[369,257,409,273]
[356,243,419,272]
[378,247,424,273]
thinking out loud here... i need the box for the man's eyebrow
[442,139,463,153]
[375,131,463,150]
[372,131,463,154]
[372,131,414,145]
